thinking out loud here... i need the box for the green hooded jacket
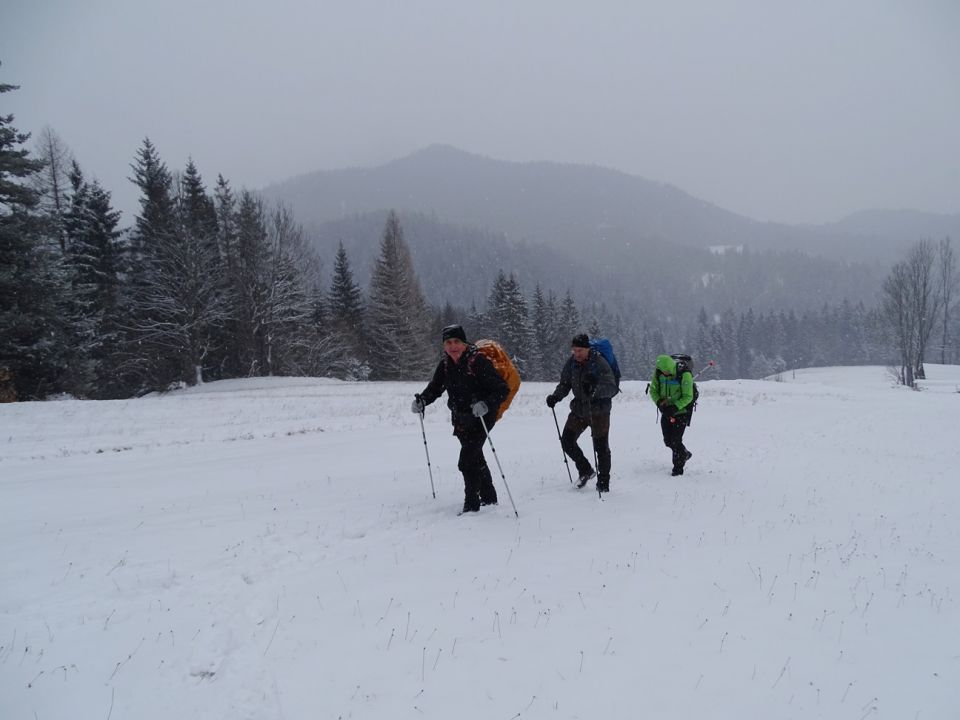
[649,354,694,414]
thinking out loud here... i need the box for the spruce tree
[231,190,269,375]
[366,211,433,379]
[559,291,581,346]
[0,76,69,399]
[62,162,124,397]
[327,240,367,375]
[125,137,179,390]
[529,284,555,380]
[212,175,245,377]
[484,271,529,375]
[169,160,228,384]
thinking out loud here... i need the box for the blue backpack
[589,338,621,387]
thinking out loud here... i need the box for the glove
[546,394,558,408]
[658,399,670,408]
[471,401,488,418]
[411,395,425,414]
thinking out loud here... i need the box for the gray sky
[3,0,958,224]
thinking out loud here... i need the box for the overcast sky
[3,0,958,225]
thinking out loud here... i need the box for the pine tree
[467,301,488,341]
[366,211,433,379]
[717,309,738,379]
[62,162,124,397]
[559,290,581,342]
[529,284,556,380]
[169,160,229,384]
[124,137,179,390]
[212,175,245,377]
[694,307,721,368]
[737,309,756,377]
[0,75,69,399]
[231,190,269,375]
[485,270,530,375]
[327,240,367,377]
[125,150,229,388]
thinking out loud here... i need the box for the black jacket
[551,350,618,418]
[419,345,510,427]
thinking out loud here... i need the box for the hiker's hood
[656,354,676,375]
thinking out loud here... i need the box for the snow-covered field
[2,366,959,719]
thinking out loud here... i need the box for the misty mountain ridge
[263,144,957,262]
[261,145,955,318]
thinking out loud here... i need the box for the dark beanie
[572,333,590,348]
[442,324,468,343]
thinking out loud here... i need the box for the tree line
[2,76,957,400]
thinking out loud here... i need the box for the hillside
[262,145,957,265]
[2,367,959,718]
[304,209,883,314]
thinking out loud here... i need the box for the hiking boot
[458,503,480,515]
[479,488,498,506]
[685,450,693,462]
[597,479,610,493]
[671,467,684,476]
[576,468,596,489]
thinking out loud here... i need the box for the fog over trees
[2,76,958,401]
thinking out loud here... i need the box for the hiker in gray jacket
[546,333,619,492]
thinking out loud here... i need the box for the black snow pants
[561,412,611,486]
[660,413,690,472]
[453,414,498,510]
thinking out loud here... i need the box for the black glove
[411,394,425,414]
[546,394,558,408]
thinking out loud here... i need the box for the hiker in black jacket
[546,333,619,493]
[412,324,510,513]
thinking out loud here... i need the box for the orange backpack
[474,339,521,420]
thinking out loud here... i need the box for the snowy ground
[1,366,959,719]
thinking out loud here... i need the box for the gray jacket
[550,350,619,418]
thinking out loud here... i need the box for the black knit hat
[572,333,590,348]
[442,324,468,343]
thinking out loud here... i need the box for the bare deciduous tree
[882,239,943,387]
[258,204,318,376]
[937,237,957,364]
[30,127,74,252]
[912,239,942,379]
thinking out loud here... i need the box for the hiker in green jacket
[649,354,695,476]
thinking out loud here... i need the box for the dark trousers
[660,413,689,471]
[454,416,498,510]
[561,412,611,482]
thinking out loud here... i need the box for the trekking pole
[693,360,717,380]
[585,387,599,470]
[415,395,436,499]
[550,406,574,483]
[478,415,518,518]
[588,402,601,499]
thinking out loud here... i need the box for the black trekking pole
[415,395,436,499]
[478,415,518,518]
[550,406,574,484]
